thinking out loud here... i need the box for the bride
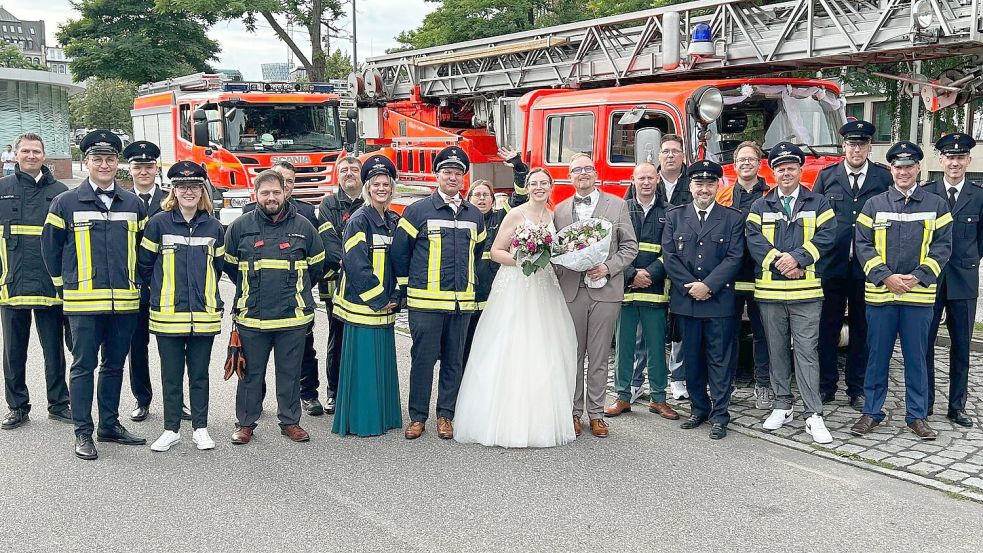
[454,168,577,448]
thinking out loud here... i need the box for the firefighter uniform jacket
[0,166,68,308]
[922,179,983,300]
[717,178,770,294]
[624,198,669,305]
[662,202,745,318]
[745,187,837,302]
[317,188,363,301]
[474,208,505,310]
[812,160,893,280]
[392,193,486,312]
[855,186,953,305]
[223,202,325,331]
[41,179,148,315]
[138,209,225,335]
[333,205,401,327]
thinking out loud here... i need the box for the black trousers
[298,320,326,401]
[1,307,69,413]
[927,287,976,413]
[127,303,153,408]
[408,310,471,422]
[818,277,868,399]
[236,326,306,428]
[462,309,483,369]
[679,314,736,426]
[156,335,213,431]
[67,313,139,436]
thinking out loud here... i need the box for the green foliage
[323,49,353,80]
[0,44,47,70]
[58,0,221,83]
[69,79,138,134]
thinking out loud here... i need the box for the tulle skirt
[453,265,577,448]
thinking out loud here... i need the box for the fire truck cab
[132,73,356,225]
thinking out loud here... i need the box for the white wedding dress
[454,220,577,448]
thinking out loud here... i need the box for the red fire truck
[350,0,983,206]
[132,73,356,225]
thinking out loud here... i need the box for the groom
[555,153,638,438]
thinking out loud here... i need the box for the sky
[3,0,436,80]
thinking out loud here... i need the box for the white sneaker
[669,380,689,400]
[629,385,645,404]
[150,430,181,452]
[763,409,793,430]
[806,414,833,444]
[192,428,216,450]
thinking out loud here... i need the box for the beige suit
[554,191,638,420]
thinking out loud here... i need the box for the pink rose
[577,243,586,250]
[526,240,535,250]
[512,238,520,247]
[544,234,553,245]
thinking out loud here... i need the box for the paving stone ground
[395,311,982,497]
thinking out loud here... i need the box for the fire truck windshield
[704,84,846,164]
[221,103,343,153]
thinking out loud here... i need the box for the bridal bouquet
[511,222,555,276]
[552,218,613,288]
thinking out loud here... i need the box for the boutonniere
[342,212,351,223]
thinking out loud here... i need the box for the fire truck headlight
[692,86,723,125]
[911,0,935,30]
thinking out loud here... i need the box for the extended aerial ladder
[351,0,983,110]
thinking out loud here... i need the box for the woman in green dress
[331,155,403,436]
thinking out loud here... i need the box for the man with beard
[922,132,983,428]
[662,160,744,440]
[315,156,364,416]
[813,121,893,411]
[224,170,325,444]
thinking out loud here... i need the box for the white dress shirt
[573,188,600,221]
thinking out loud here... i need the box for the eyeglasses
[338,167,359,174]
[87,157,117,166]
[735,158,759,165]
[660,149,683,157]
[470,192,492,198]
[570,166,595,175]
[439,169,464,178]
[174,184,203,192]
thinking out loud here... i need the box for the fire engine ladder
[356,0,983,101]
[138,73,227,95]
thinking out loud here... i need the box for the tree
[69,78,138,134]
[159,0,347,82]
[57,0,221,84]
[323,48,353,80]
[0,44,47,70]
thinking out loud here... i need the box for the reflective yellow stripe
[359,282,384,302]
[235,312,314,330]
[333,301,396,326]
[864,258,885,275]
[397,276,408,286]
[294,265,307,319]
[802,241,820,262]
[919,219,937,276]
[624,291,669,303]
[63,288,140,300]
[237,259,308,270]
[936,212,953,228]
[127,221,138,288]
[817,209,834,226]
[0,236,7,301]
[204,248,218,311]
[857,213,873,228]
[161,248,175,314]
[406,287,472,300]
[75,225,92,290]
[318,221,335,233]
[746,212,762,226]
[476,229,487,243]
[44,213,65,229]
[224,253,238,264]
[150,310,222,322]
[51,276,63,286]
[923,257,942,276]
[407,297,477,310]
[344,232,366,252]
[735,281,755,292]
[397,218,419,239]
[308,250,325,265]
[149,320,223,334]
[481,251,491,260]
[10,225,42,236]
[0,295,62,307]
[427,233,442,292]
[638,242,661,253]
[864,282,938,305]
[141,237,159,253]
[62,298,140,313]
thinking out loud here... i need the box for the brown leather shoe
[436,417,454,439]
[590,418,609,438]
[281,424,310,442]
[573,416,582,436]
[604,399,632,417]
[404,421,425,440]
[649,401,680,420]
[907,419,937,440]
[849,415,879,436]
[231,426,253,445]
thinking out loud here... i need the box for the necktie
[948,187,958,209]
[782,195,793,218]
[139,193,152,208]
[698,210,707,226]
[849,173,860,196]
[574,195,592,206]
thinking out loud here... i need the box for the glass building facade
[0,71,78,157]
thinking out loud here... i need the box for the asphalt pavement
[1,282,981,552]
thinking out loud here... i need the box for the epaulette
[970,179,983,189]
[666,203,686,212]
[818,161,840,172]
[722,204,742,213]
[871,161,890,170]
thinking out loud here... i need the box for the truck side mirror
[344,119,357,147]
[635,128,663,163]
[192,109,210,148]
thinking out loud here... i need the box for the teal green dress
[331,324,402,436]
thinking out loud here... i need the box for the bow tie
[574,195,592,206]
[445,196,462,207]
[95,187,113,196]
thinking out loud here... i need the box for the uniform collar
[889,184,922,201]
[844,160,868,176]
[14,164,53,186]
[78,178,115,202]
[257,199,297,224]
[168,208,209,226]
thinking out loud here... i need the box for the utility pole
[351,0,358,71]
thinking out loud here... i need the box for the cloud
[8,0,436,80]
